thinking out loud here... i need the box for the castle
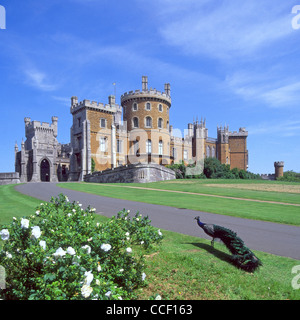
[15,76,248,183]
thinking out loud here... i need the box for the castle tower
[69,95,123,180]
[274,161,284,179]
[193,119,207,164]
[15,117,60,182]
[217,126,230,165]
[121,76,171,165]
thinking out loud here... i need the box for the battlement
[274,161,284,167]
[229,127,248,137]
[121,76,171,107]
[24,117,58,136]
[121,89,171,106]
[71,97,122,115]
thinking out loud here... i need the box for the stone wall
[0,172,20,185]
[84,163,176,183]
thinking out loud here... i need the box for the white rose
[126,247,132,253]
[101,244,111,252]
[81,245,91,254]
[142,272,146,281]
[66,247,76,255]
[0,229,9,241]
[31,226,41,239]
[21,218,30,229]
[84,271,94,286]
[39,240,46,250]
[81,285,93,298]
[53,247,66,258]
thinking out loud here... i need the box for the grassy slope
[1,184,299,300]
[58,181,300,226]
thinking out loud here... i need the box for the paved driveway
[15,182,300,260]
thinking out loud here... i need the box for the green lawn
[0,184,41,225]
[1,183,300,300]
[58,180,300,226]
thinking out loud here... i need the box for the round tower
[121,76,171,165]
[274,161,284,179]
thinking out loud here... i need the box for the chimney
[142,76,148,91]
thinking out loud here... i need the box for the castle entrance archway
[40,159,50,182]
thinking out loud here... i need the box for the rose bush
[0,194,163,300]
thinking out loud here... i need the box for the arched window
[158,104,163,112]
[159,140,163,155]
[146,139,152,154]
[212,147,216,158]
[158,118,163,129]
[132,102,138,111]
[145,102,151,111]
[206,146,211,158]
[133,117,139,128]
[145,116,152,128]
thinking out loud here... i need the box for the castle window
[100,118,106,128]
[146,139,152,154]
[117,139,123,153]
[158,118,163,129]
[172,147,177,159]
[159,140,163,155]
[158,104,163,112]
[132,102,138,111]
[77,117,81,128]
[100,137,107,152]
[184,150,188,160]
[212,147,216,158]
[145,116,152,128]
[145,102,151,111]
[134,140,139,156]
[133,117,139,128]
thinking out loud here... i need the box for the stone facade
[69,76,249,181]
[84,163,176,183]
[15,117,71,182]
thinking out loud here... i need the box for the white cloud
[157,0,295,60]
[248,120,300,137]
[24,68,57,91]
[225,70,300,108]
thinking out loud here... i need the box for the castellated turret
[274,161,284,179]
[121,76,172,165]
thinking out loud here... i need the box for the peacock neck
[196,217,205,228]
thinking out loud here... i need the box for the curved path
[16,182,300,260]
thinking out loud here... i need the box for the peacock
[195,216,262,272]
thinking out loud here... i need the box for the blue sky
[0,0,300,174]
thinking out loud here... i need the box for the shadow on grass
[188,242,233,266]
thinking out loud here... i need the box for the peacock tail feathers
[212,224,262,272]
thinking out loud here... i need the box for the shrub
[0,194,163,300]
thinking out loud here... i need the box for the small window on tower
[100,118,106,128]
[145,116,152,128]
[146,102,151,111]
[132,103,138,111]
[158,104,163,112]
[158,118,163,129]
